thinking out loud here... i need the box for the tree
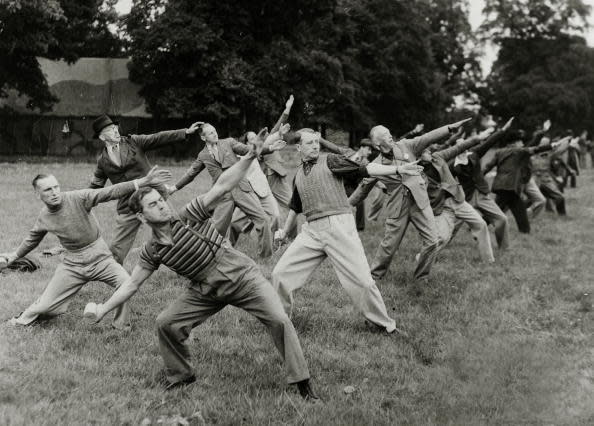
[0,0,124,112]
[479,0,594,133]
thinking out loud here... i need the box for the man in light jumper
[272,129,424,333]
[1,166,171,327]
[83,137,318,400]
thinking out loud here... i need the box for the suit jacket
[449,129,508,200]
[90,129,188,214]
[422,137,481,213]
[176,137,270,193]
[246,160,271,197]
[484,145,552,194]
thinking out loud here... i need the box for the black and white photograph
[1,0,593,424]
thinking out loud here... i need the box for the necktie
[109,144,121,166]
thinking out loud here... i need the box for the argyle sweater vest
[294,155,352,222]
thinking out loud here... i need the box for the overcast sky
[115,0,594,75]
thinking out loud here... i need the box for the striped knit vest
[294,154,352,222]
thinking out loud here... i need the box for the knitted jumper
[294,155,352,221]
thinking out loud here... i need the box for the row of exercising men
[1,102,570,400]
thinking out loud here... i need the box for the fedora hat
[92,115,118,139]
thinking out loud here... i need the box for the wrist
[133,179,140,190]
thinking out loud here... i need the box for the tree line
[1,0,592,141]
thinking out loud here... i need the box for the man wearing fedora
[90,115,202,265]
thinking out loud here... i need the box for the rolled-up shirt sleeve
[326,154,369,178]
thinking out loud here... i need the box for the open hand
[142,165,172,187]
[186,121,205,135]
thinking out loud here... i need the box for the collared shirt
[138,195,224,282]
[107,143,121,166]
[289,153,369,213]
[206,143,220,163]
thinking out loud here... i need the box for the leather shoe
[296,379,320,401]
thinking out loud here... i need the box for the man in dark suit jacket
[90,115,201,264]
[170,124,287,258]
[483,130,556,234]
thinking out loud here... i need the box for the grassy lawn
[0,160,593,425]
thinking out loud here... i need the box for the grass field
[0,160,593,425]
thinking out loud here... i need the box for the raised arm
[319,137,354,156]
[81,167,172,210]
[435,136,482,161]
[131,122,202,151]
[482,151,499,174]
[396,123,424,141]
[84,264,154,323]
[200,148,258,210]
[270,95,294,134]
[174,158,206,192]
[405,118,471,155]
[348,178,379,206]
[473,117,514,158]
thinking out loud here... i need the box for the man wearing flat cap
[90,115,202,265]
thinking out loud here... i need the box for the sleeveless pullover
[294,154,352,222]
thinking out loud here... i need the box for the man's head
[295,129,320,161]
[200,123,218,144]
[32,174,62,207]
[93,115,121,145]
[128,188,173,226]
[369,125,393,152]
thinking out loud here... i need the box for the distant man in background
[90,115,202,264]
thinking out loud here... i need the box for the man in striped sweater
[83,137,317,399]
[272,129,423,334]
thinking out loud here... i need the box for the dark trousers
[539,182,566,215]
[494,190,530,234]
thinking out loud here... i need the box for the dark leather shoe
[153,371,196,391]
[296,379,320,401]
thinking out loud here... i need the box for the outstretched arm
[405,118,472,155]
[84,264,154,323]
[131,122,203,151]
[200,148,258,211]
[348,178,379,206]
[270,95,294,134]
[1,220,48,265]
[81,166,172,210]
[173,158,206,193]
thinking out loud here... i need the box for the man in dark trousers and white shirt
[1,166,171,327]
[84,135,318,400]
[90,115,202,264]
